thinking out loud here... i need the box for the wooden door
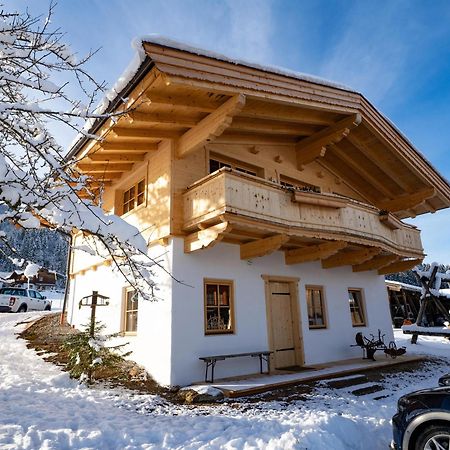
[267,281,298,369]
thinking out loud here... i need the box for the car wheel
[415,425,450,450]
[17,304,27,313]
[44,305,51,311]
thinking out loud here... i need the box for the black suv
[391,375,450,449]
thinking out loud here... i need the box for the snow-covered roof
[139,35,355,93]
[66,35,450,215]
[67,34,358,158]
[385,280,422,292]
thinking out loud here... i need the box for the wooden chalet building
[66,38,450,386]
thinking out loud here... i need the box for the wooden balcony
[182,169,424,273]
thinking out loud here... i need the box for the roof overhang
[67,38,450,219]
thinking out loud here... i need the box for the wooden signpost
[79,291,110,337]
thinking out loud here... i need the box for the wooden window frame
[305,285,327,329]
[122,179,146,215]
[279,174,320,193]
[348,288,367,327]
[122,287,139,335]
[208,153,262,178]
[204,278,235,335]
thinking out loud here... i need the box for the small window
[306,286,327,329]
[204,279,234,334]
[279,175,320,193]
[124,289,139,333]
[348,289,366,327]
[209,155,259,177]
[122,179,145,214]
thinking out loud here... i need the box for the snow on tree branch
[0,3,162,301]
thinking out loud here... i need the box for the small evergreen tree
[63,321,131,383]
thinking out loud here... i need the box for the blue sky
[11,0,450,263]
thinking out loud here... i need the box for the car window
[34,291,43,300]
[15,289,26,296]
[29,290,36,298]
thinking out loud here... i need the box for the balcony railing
[182,169,423,257]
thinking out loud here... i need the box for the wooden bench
[199,351,272,383]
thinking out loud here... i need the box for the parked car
[391,382,450,449]
[0,287,52,312]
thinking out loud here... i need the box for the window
[124,289,139,333]
[279,175,320,193]
[122,179,145,214]
[348,289,366,327]
[306,286,327,329]
[204,279,234,334]
[209,156,259,177]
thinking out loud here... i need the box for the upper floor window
[306,286,327,329]
[123,179,145,214]
[209,155,260,177]
[348,289,366,327]
[280,175,320,193]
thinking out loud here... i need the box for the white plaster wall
[67,242,174,386]
[170,238,393,386]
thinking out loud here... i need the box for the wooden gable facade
[68,39,450,278]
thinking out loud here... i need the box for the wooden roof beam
[140,93,219,113]
[319,152,379,204]
[177,94,246,159]
[215,132,296,145]
[126,111,198,127]
[110,128,182,140]
[378,258,424,275]
[241,99,336,126]
[87,153,145,162]
[346,134,413,192]
[99,142,158,152]
[184,222,231,253]
[240,234,289,260]
[230,117,319,136]
[296,113,361,169]
[378,188,436,213]
[92,172,123,180]
[285,241,347,265]
[69,181,112,188]
[328,143,393,198]
[77,163,133,173]
[322,247,381,269]
[352,254,400,272]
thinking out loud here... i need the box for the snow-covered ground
[0,315,449,450]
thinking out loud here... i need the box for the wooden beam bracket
[296,113,361,169]
[177,94,246,158]
[285,241,347,265]
[378,258,424,275]
[352,254,400,272]
[184,222,231,253]
[321,247,381,269]
[378,188,436,213]
[240,234,289,260]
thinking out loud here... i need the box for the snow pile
[395,328,450,358]
[1,314,449,450]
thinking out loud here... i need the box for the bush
[62,321,131,383]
